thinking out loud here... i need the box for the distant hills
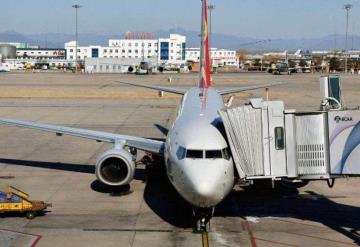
[0,29,359,51]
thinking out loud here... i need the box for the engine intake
[95,148,135,186]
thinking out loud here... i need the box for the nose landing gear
[193,207,214,233]
[196,217,210,233]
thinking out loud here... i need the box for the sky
[0,0,359,39]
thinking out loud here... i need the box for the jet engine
[95,148,136,186]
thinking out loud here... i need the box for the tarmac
[0,71,359,247]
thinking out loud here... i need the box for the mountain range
[0,29,359,52]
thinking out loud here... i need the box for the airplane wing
[0,118,164,154]
[217,82,285,95]
[115,81,187,95]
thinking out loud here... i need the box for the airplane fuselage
[165,87,235,209]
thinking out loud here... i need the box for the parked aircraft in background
[0,63,10,72]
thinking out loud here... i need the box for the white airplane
[0,63,10,72]
[0,0,282,232]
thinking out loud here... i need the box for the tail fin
[199,0,211,89]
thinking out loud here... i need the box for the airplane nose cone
[194,183,213,198]
[176,159,234,208]
[192,182,221,207]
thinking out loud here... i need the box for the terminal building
[65,34,187,65]
[0,42,68,69]
[158,34,186,64]
[16,48,66,60]
[1,34,239,72]
[186,48,238,67]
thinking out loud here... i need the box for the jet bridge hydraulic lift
[219,75,360,186]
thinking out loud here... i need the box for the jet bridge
[219,75,360,183]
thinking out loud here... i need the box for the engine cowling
[95,148,136,186]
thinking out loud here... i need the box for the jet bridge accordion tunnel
[219,98,360,184]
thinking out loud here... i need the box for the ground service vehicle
[0,185,51,219]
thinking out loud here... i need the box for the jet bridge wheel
[193,207,214,233]
[278,179,309,190]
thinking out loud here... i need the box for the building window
[104,49,107,53]
[160,42,169,60]
[182,43,186,60]
[70,49,73,52]
[91,48,99,58]
[115,49,118,53]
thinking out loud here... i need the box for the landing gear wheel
[193,207,214,233]
[204,220,211,232]
[196,218,210,233]
[26,211,36,219]
[196,219,201,232]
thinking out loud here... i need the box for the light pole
[72,4,82,70]
[344,4,352,73]
[208,4,215,67]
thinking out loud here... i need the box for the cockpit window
[205,150,223,159]
[186,150,203,159]
[184,148,231,160]
[222,148,231,160]
[176,146,186,160]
